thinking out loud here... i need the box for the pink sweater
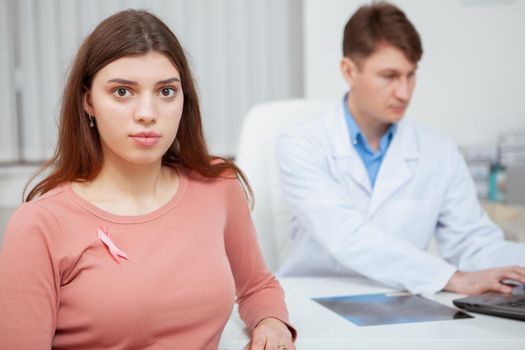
[0,167,293,349]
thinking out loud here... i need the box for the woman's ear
[83,91,95,116]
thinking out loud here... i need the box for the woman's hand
[244,317,295,350]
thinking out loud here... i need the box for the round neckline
[64,166,188,224]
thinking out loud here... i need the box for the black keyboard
[498,297,525,308]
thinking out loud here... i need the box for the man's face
[342,43,417,125]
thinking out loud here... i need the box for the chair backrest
[236,99,335,271]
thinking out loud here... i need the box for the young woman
[0,10,295,350]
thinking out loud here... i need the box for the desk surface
[219,277,525,350]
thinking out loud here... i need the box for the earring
[89,115,95,128]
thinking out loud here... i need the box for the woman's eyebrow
[107,78,137,85]
[157,77,180,85]
[106,77,180,85]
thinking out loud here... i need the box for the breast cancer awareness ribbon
[97,226,129,264]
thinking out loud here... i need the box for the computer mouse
[501,279,525,296]
[501,278,524,287]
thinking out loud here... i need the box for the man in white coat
[276,1,525,295]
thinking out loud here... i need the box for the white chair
[236,99,335,271]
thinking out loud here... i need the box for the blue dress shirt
[342,96,397,188]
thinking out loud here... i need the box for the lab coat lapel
[368,120,419,215]
[329,106,372,195]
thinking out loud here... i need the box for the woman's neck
[72,158,179,216]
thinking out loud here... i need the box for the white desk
[219,277,525,350]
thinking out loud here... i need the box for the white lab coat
[276,102,525,294]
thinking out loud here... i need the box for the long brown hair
[25,9,252,203]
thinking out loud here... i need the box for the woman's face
[84,51,183,167]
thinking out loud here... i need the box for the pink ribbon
[97,226,129,264]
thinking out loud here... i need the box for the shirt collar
[342,95,361,146]
[342,94,397,154]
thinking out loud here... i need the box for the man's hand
[243,317,295,350]
[444,266,525,295]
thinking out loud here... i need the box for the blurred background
[1,0,525,239]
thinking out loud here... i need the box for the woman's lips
[129,131,161,146]
[130,136,159,146]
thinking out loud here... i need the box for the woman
[0,10,295,350]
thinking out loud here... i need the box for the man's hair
[342,1,422,66]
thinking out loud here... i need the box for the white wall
[0,166,35,243]
[304,0,525,147]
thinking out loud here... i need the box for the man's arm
[435,143,525,294]
[445,267,525,294]
[276,130,457,294]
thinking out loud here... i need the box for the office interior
[1,0,525,257]
[2,0,525,251]
[1,1,525,345]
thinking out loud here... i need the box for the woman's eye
[112,87,132,98]
[159,87,176,97]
